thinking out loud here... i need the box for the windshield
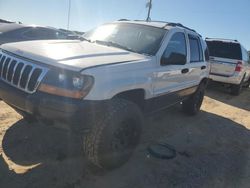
[206,41,242,60]
[83,23,166,55]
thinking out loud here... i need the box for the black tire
[182,83,205,116]
[231,76,245,96]
[243,79,250,88]
[83,99,143,170]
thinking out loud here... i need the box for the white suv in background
[206,38,250,95]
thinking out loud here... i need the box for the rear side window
[241,46,249,63]
[189,35,203,62]
[206,41,242,60]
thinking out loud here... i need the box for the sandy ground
[0,83,250,188]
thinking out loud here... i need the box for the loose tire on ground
[182,83,206,116]
[83,99,143,170]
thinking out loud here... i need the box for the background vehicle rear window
[206,41,242,60]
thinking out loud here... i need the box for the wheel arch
[200,77,209,86]
[113,89,146,110]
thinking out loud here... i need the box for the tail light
[235,61,243,72]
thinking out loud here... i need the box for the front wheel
[83,99,143,170]
[182,83,205,116]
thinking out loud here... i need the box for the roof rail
[205,38,238,42]
[117,19,201,36]
[134,20,199,34]
[165,22,196,32]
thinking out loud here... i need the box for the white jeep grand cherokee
[0,20,209,169]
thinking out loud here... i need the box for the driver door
[151,31,194,110]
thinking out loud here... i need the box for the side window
[35,28,57,39]
[55,31,68,39]
[21,28,37,39]
[205,45,210,62]
[22,28,56,40]
[248,52,250,64]
[241,46,249,63]
[161,32,187,66]
[189,35,203,62]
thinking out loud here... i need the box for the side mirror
[161,52,186,65]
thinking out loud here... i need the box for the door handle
[201,66,206,70]
[181,68,189,74]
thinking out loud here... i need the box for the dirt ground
[0,83,250,188]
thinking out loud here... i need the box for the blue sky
[0,0,249,49]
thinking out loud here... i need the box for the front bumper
[209,73,243,85]
[0,80,100,125]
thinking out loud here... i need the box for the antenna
[67,0,71,30]
[146,0,152,22]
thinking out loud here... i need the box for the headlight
[39,71,94,99]
[58,73,67,83]
[72,76,84,89]
[58,73,88,90]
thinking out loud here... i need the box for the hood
[1,40,146,71]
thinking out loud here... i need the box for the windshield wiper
[93,40,135,53]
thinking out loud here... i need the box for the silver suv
[0,20,209,169]
[206,38,250,95]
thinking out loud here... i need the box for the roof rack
[117,19,201,36]
[205,38,238,42]
[134,20,198,33]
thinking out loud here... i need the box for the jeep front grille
[0,51,48,93]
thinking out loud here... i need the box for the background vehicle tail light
[235,61,243,72]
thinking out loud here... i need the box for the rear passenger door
[187,34,206,86]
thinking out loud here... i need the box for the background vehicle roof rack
[205,37,238,42]
[118,19,130,21]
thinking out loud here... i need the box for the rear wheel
[182,83,205,116]
[243,78,250,88]
[231,76,245,96]
[83,99,143,170]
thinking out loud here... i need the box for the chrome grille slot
[7,60,17,82]
[0,55,5,77]
[19,65,32,88]
[2,57,9,79]
[13,63,24,85]
[0,50,48,93]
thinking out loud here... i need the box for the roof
[0,23,57,33]
[0,19,14,24]
[0,23,25,33]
